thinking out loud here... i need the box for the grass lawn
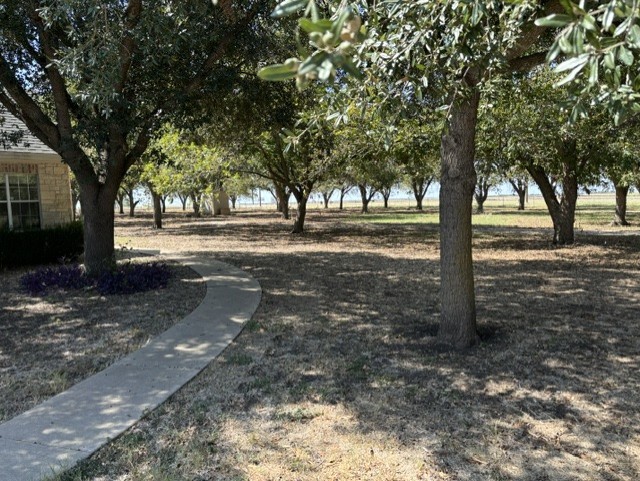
[347,192,640,231]
[19,200,640,480]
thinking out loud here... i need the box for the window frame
[1,172,42,230]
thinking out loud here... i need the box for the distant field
[136,192,640,232]
[328,193,640,231]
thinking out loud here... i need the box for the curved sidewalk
[0,253,262,481]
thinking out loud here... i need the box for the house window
[0,173,41,230]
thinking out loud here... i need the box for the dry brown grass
[30,209,640,480]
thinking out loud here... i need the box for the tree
[213,75,338,232]
[537,1,640,123]
[321,189,335,208]
[315,181,337,208]
[477,90,530,211]
[261,0,640,348]
[249,123,336,232]
[473,158,501,214]
[119,164,144,218]
[140,138,177,229]
[0,1,276,273]
[501,68,604,244]
[606,165,638,226]
[224,173,257,209]
[393,119,440,211]
[334,115,399,214]
[506,168,531,211]
[596,119,640,226]
[157,127,228,218]
[337,184,354,210]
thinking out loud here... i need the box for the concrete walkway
[0,253,261,481]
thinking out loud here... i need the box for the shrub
[21,262,172,296]
[0,221,84,269]
[20,264,88,295]
[93,262,172,295]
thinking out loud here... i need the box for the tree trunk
[382,188,391,208]
[150,188,162,229]
[339,185,353,210]
[80,187,117,275]
[125,190,138,217]
[437,86,480,349]
[179,194,188,211]
[322,190,334,209]
[518,189,526,210]
[358,184,372,214]
[116,192,125,215]
[554,140,579,245]
[555,205,576,244]
[474,181,489,214]
[412,179,431,211]
[613,184,630,226]
[509,179,527,211]
[275,183,291,220]
[191,193,201,217]
[230,195,237,209]
[526,143,578,245]
[161,195,167,214]
[281,196,290,220]
[291,192,308,233]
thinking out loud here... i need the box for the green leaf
[581,14,598,32]
[558,0,573,14]
[555,57,588,86]
[299,18,332,33]
[585,30,602,49]
[613,16,632,37]
[628,24,640,48]
[569,101,587,124]
[618,46,634,66]
[604,50,616,69]
[588,57,599,84]
[555,54,589,72]
[602,2,616,31]
[329,6,353,39]
[318,59,335,81]
[535,14,573,28]
[257,64,298,81]
[271,0,309,19]
[339,57,363,80]
[546,39,563,62]
[298,50,330,75]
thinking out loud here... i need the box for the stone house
[0,112,73,230]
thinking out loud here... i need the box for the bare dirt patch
[0,251,205,423]
[40,211,640,480]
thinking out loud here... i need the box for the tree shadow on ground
[61,217,640,481]
[215,246,638,480]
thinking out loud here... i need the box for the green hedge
[0,221,84,269]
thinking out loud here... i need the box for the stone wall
[0,151,73,228]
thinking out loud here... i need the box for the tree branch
[116,0,143,94]
[184,2,264,96]
[0,56,60,149]
[505,0,564,63]
[508,51,549,72]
